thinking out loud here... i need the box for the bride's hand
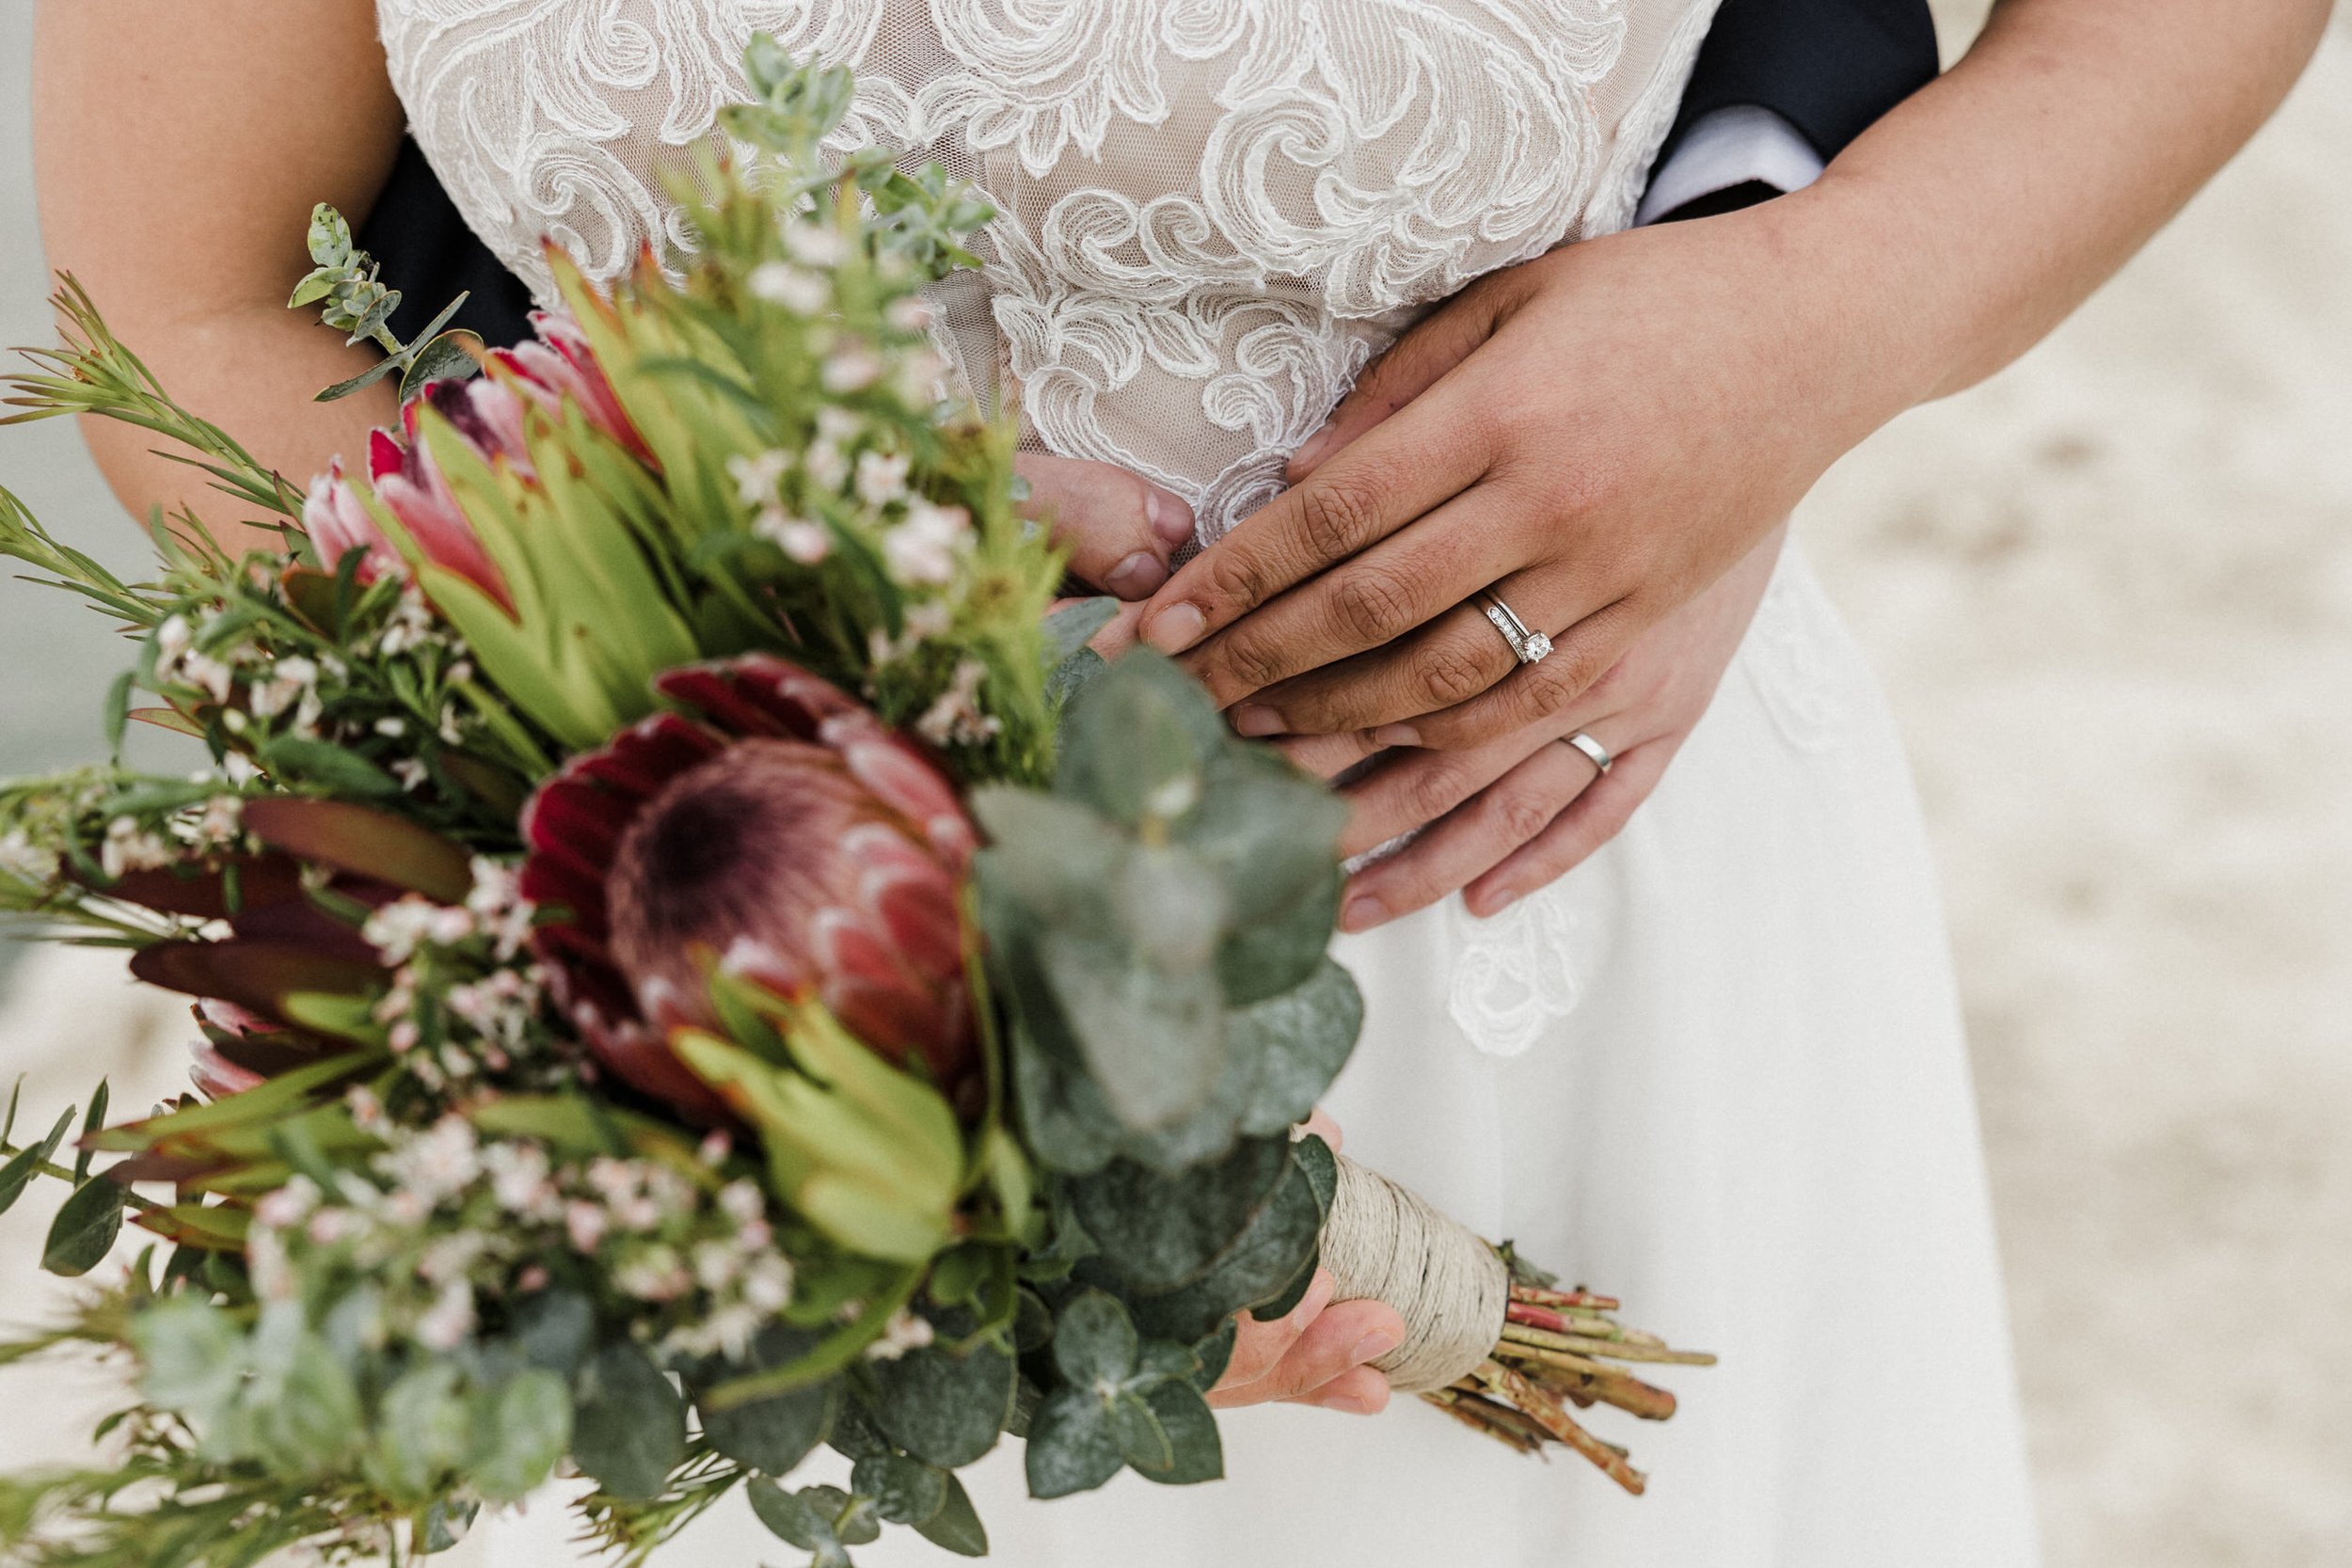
[1017,452,1196,600]
[1285,530,1782,929]
[1205,1113,1407,1416]
[1128,204,1890,747]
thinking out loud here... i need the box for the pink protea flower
[519,655,979,1120]
[493,308,656,467]
[365,383,520,614]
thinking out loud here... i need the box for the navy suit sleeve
[1665,0,1940,166]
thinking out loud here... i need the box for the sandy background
[2,5,2347,1564]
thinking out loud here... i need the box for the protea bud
[493,308,655,467]
[366,388,517,614]
[520,656,979,1119]
[301,461,396,585]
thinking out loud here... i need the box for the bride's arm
[32,0,405,543]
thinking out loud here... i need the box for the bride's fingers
[1016,452,1196,599]
[1211,1270,1336,1395]
[1338,732,1615,931]
[1207,1296,1405,1412]
[1275,729,1383,783]
[1462,735,1680,917]
[1284,280,1512,483]
[1284,1363,1392,1417]
[1332,722,1553,861]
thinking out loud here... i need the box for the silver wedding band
[1476,591,1552,666]
[1564,731,1613,776]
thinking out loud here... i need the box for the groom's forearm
[1786,0,2328,410]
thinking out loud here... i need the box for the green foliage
[977,652,1359,1171]
[1021,1288,1222,1499]
[289,201,484,403]
[572,1340,689,1501]
[867,1336,1016,1468]
[688,1325,837,1476]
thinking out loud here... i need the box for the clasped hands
[1031,204,1865,931]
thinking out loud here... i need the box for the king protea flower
[519,655,980,1119]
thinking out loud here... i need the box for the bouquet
[0,45,1708,1567]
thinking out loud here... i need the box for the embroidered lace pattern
[380,0,1717,542]
[378,0,1723,1058]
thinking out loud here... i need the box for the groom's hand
[1128,198,1894,747]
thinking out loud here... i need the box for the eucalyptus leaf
[1109,1392,1172,1473]
[510,1289,596,1375]
[850,1452,948,1525]
[1136,1380,1223,1485]
[1045,645,1108,706]
[372,1363,472,1503]
[748,1480,853,1568]
[1054,653,1224,829]
[1231,959,1362,1138]
[1041,597,1117,669]
[1125,1151,1325,1343]
[1024,1387,1125,1500]
[571,1340,686,1501]
[1041,925,1225,1134]
[1248,1252,1318,1323]
[868,1338,1015,1467]
[914,1473,989,1557]
[400,329,485,399]
[1049,1291,1138,1387]
[1070,1137,1290,1292]
[1186,1319,1238,1393]
[131,1295,245,1417]
[691,1325,836,1476]
[313,355,404,404]
[1216,861,1343,1006]
[470,1369,572,1504]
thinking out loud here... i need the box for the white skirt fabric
[469,541,2042,1566]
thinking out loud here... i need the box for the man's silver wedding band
[1476,591,1552,666]
[1564,731,1613,776]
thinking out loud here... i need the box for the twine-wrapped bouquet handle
[1315,1153,1715,1493]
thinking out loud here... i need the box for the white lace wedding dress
[377,2,2041,1561]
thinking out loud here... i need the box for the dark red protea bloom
[519,655,979,1120]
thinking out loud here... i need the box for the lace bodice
[377,0,1718,544]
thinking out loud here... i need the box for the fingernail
[1468,883,1519,918]
[1340,894,1387,931]
[1312,1388,1380,1416]
[1291,429,1333,474]
[1370,723,1420,749]
[1232,704,1283,737]
[1144,602,1205,654]
[1351,1328,1403,1365]
[1104,551,1167,598]
[1144,488,1194,546]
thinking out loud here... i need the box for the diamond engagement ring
[1564,731,1613,776]
[1476,591,1552,665]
